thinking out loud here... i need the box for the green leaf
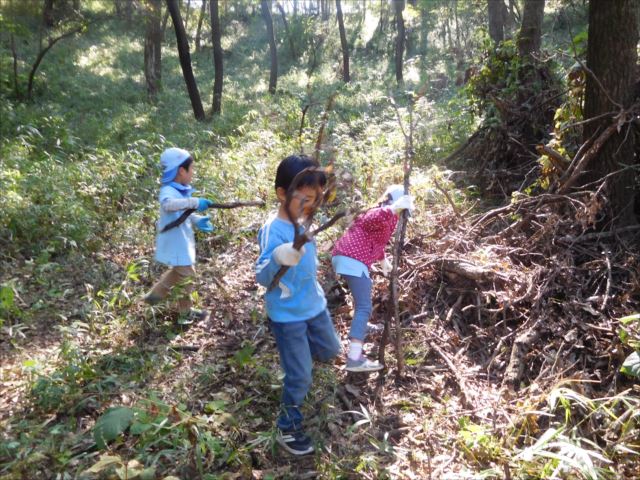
[620,313,640,325]
[621,351,640,378]
[129,420,153,435]
[93,407,134,449]
[205,400,227,413]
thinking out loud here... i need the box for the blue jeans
[269,309,341,431]
[342,273,373,342]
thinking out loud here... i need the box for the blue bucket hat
[160,147,191,184]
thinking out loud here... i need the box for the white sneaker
[345,355,384,373]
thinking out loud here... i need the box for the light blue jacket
[255,214,327,323]
[155,182,206,266]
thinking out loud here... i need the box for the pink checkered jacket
[332,207,399,268]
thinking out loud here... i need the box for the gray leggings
[342,273,372,341]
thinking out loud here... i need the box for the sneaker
[345,355,384,373]
[367,323,384,335]
[276,428,314,456]
[177,308,210,325]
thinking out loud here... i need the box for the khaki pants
[147,265,196,313]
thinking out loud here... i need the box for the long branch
[28,24,85,99]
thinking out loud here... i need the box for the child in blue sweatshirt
[255,154,341,456]
[143,147,215,323]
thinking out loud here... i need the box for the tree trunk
[124,0,133,24]
[43,0,55,27]
[260,0,278,94]
[144,0,162,99]
[10,33,20,99]
[161,6,172,41]
[582,0,638,226]
[487,0,504,44]
[210,0,223,114]
[195,0,207,52]
[517,0,544,59]
[27,25,84,100]
[336,0,350,82]
[275,2,296,58]
[393,0,405,85]
[184,0,192,31]
[167,0,205,120]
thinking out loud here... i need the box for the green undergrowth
[2,2,636,480]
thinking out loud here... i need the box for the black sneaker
[276,428,314,456]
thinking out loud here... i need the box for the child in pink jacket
[332,185,414,372]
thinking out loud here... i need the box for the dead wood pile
[446,62,563,196]
[387,190,640,394]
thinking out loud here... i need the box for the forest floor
[2,193,639,479]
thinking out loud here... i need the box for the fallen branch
[160,200,265,233]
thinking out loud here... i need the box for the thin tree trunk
[184,0,192,32]
[28,25,84,99]
[582,0,638,226]
[488,0,504,44]
[195,0,207,52]
[10,33,19,98]
[210,0,223,114]
[260,0,278,94]
[124,0,133,24]
[517,0,545,59]
[394,0,405,85]
[161,8,170,40]
[43,0,55,27]
[144,0,163,99]
[276,2,296,58]
[336,0,350,82]
[167,0,205,120]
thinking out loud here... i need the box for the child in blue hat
[143,147,215,322]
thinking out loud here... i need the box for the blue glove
[196,198,214,212]
[195,217,214,233]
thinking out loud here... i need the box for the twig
[314,92,338,162]
[601,249,612,311]
[267,168,341,291]
[160,200,265,233]
[433,178,462,219]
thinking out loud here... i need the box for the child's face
[278,185,321,221]
[175,162,194,185]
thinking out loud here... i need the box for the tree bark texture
[260,0,278,94]
[393,0,405,84]
[517,0,544,59]
[210,0,223,114]
[336,0,350,82]
[487,0,504,44]
[167,0,205,120]
[144,0,162,99]
[582,0,638,226]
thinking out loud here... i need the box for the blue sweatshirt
[155,182,206,266]
[255,213,327,323]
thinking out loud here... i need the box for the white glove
[390,195,415,214]
[273,243,306,266]
[381,257,392,276]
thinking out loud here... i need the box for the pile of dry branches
[384,189,639,394]
[446,62,563,196]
